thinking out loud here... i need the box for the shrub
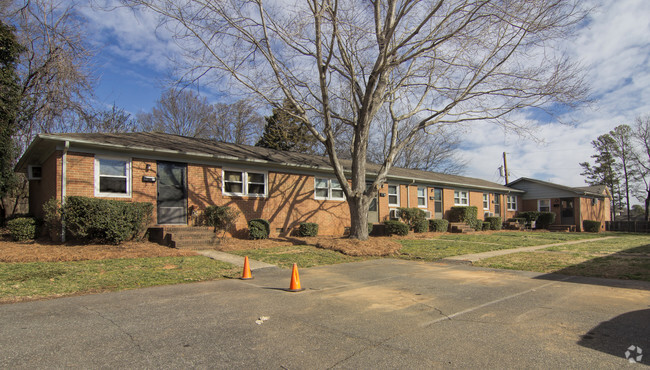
[429,219,449,232]
[517,211,540,223]
[248,218,270,239]
[507,217,526,224]
[482,222,491,231]
[43,197,62,241]
[384,220,409,236]
[204,205,240,236]
[368,222,374,235]
[413,218,429,233]
[484,216,502,230]
[398,207,427,230]
[298,222,319,237]
[63,196,153,244]
[583,220,601,232]
[7,217,38,241]
[536,212,556,229]
[449,206,479,229]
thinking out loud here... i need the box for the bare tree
[212,100,264,145]
[632,115,650,221]
[3,0,95,153]
[81,104,137,133]
[137,88,215,137]
[369,119,467,174]
[123,0,590,240]
[609,125,636,221]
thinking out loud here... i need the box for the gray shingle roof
[508,177,610,198]
[19,132,519,192]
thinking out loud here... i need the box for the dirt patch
[0,238,196,263]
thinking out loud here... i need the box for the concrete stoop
[149,226,220,249]
[449,222,475,234]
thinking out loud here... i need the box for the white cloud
[462,0,650,190]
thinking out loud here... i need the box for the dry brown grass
[0,238,196,263]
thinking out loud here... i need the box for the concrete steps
[449,222,475,234]
[149,226,220,249]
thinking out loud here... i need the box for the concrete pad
[1,259,648,368]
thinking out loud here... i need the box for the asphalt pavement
[1,259,648,368]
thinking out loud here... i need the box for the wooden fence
[605,221,650,233]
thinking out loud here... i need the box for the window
[95,157,131,197]
[314,178,345,200]
[388,185,399,206]
[417,187,427,207]
[454,190,468,206]
[222,170,267,197]
[538,199,550,212]
[507,195,517,211]
[483,193,490,210]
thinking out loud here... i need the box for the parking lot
[1,259,648,368]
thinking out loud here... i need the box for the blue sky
[82,0,650,191]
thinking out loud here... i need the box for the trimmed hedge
[536,212,556,229]
[484,216,502,230]
[413,218,429,233]
[449,206,478,229]
[518,211,540,223]
[482,222,490,231]
[384,220,409,236]
[248,218,270,239]
[583,220,601,233]
[63,196,153,244]
[298,222,319,237]
[429,219,449,232]
[7,217,38,241]
[204,205,240,234]
[398,207,427,230]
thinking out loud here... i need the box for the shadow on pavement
[578,309,650,364]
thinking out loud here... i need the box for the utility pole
[503,152,509,185]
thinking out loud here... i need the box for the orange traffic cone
[241,256,253,280]
[287,263,304,292]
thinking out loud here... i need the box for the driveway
[1,259,648,368]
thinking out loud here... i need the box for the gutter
[61,140,69,243]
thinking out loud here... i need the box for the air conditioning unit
[423,210,432,219]
[484,212,494,218]
[389,208,401,219]
[27,165,42,180]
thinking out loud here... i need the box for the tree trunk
[348,195,370,240]
[645,191,650,222]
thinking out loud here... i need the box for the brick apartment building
[16,132,533,237]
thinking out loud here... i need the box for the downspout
[61,141,69,242]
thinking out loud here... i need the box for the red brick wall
[28,151,59,218]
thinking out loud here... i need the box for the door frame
[156,161,188,225]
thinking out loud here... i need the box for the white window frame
[507,195,518,211]
[417,187,427,208]
[483,193,490,210]
[537,199,551,212]
[387,184,400,206]
[314,177,345,201]
[94,156,131,198]
[222,169,268,197]
[454,190,469,206]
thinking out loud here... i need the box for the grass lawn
[228,245,371,269]
[474,234,650,281]
[0,256,239,303]
[398,231,604,261]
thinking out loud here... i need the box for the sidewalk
[196,250,276,270]
[441,236,617,263]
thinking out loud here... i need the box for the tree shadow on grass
[532,245,650,291]
[577,309,649,364]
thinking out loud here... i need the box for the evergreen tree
[580,134,621,221]
[256,101,317,154]
[0,21,23,200]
